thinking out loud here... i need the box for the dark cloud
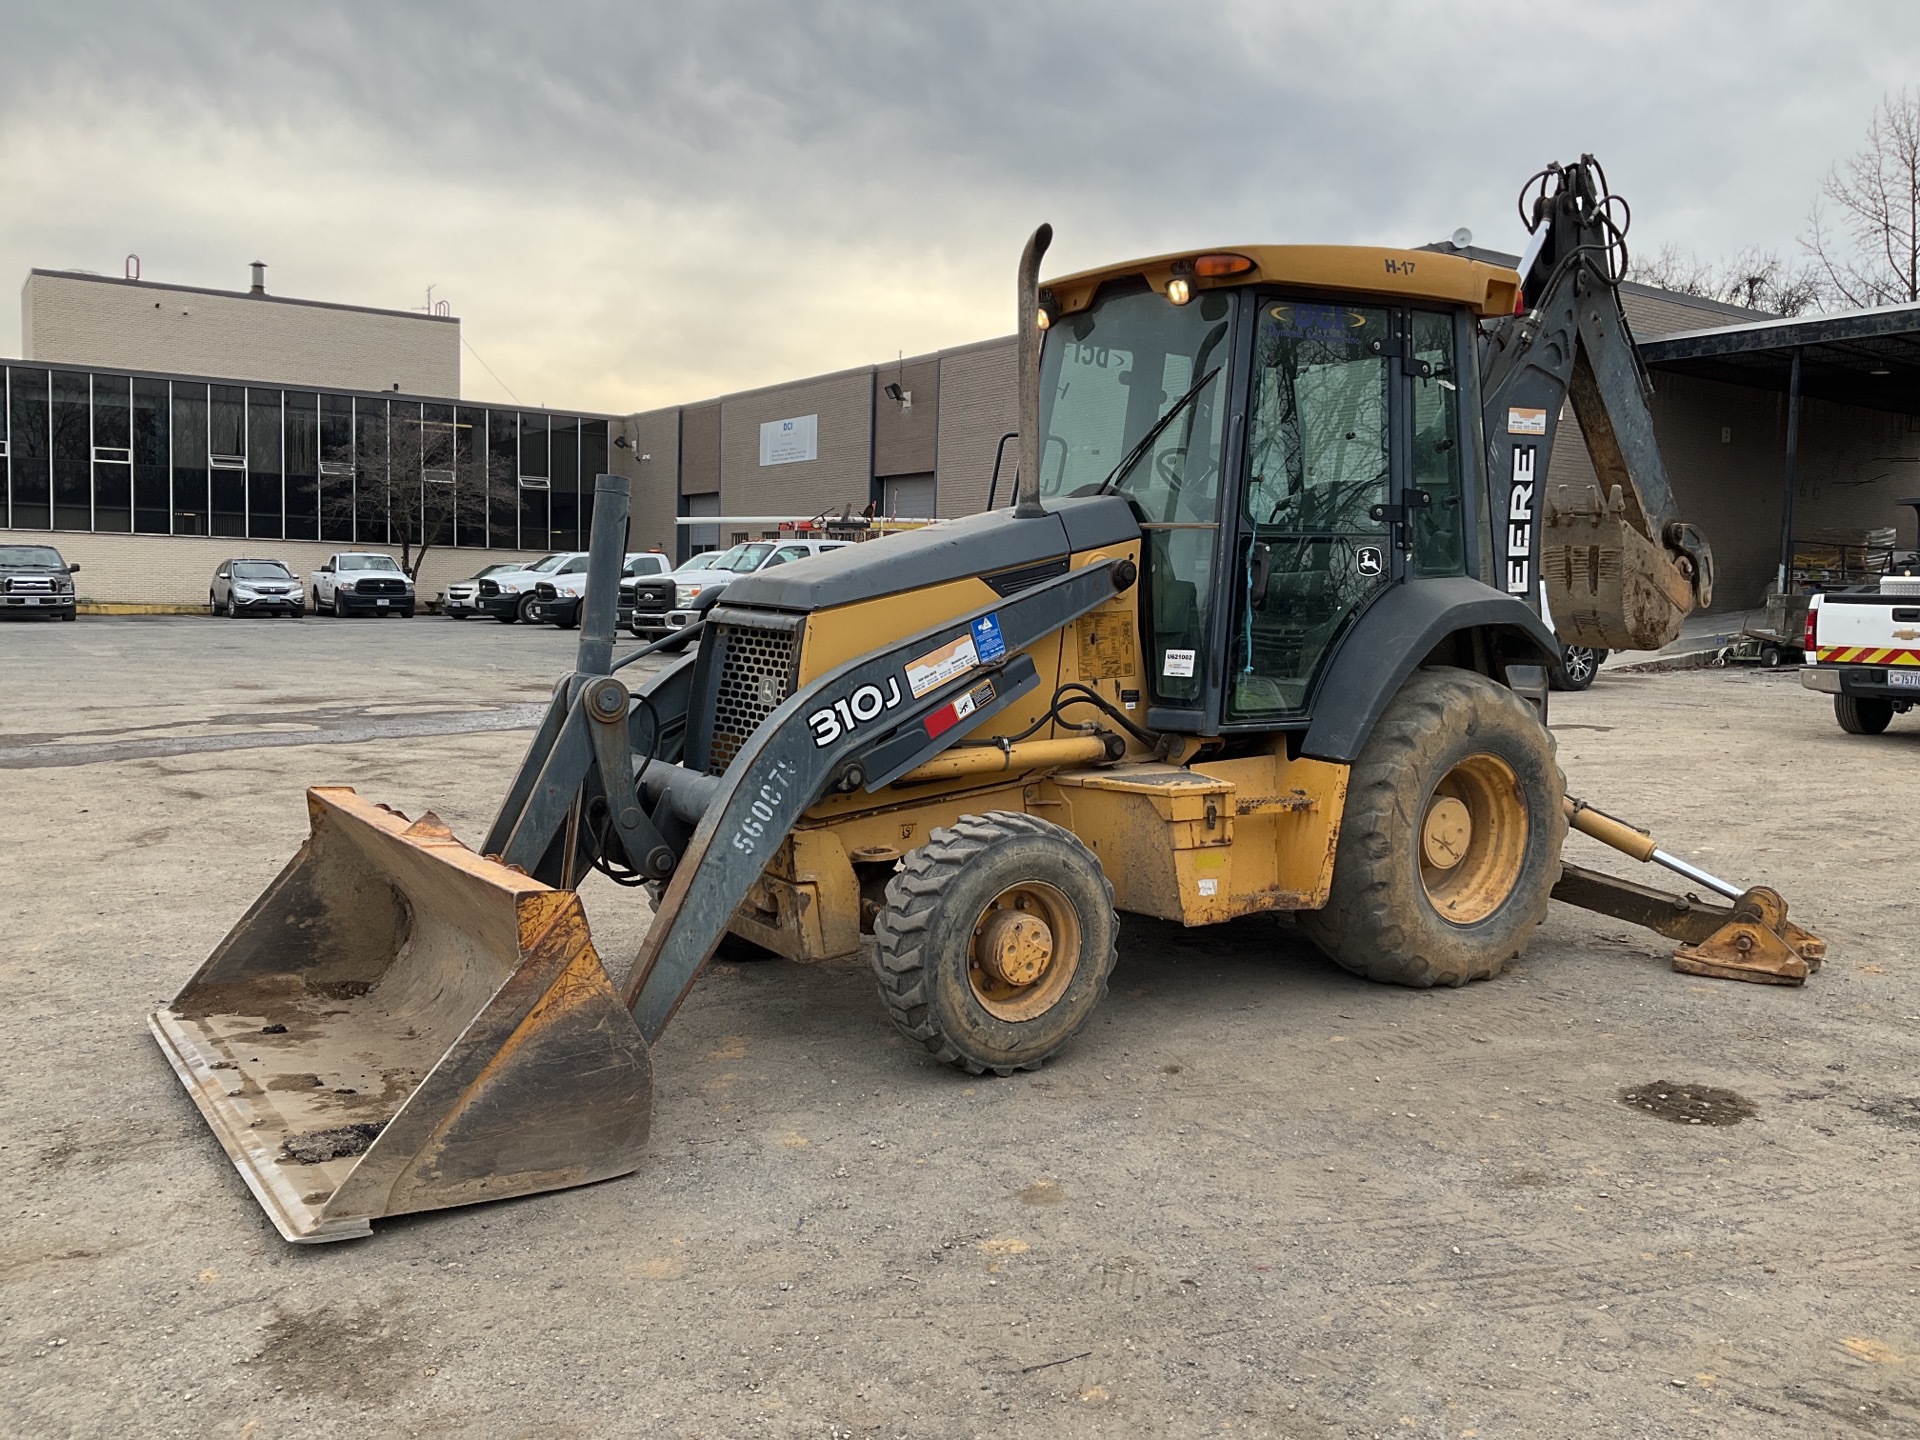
[5,2,1919,406]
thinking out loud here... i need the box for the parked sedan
[440,563,517,619]
[210,558,301,618]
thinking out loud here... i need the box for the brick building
[8,251,1918,612]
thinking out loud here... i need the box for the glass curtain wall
[2,363,598,546]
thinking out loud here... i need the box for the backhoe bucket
[149,786,651,1243]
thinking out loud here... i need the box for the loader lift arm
[1480,156,1713,651]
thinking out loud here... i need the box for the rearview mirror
[68,562,81,574]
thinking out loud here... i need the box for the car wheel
[209,592,219,617]
[517,594,542,624]
[226,593,240,619]
[309,588,321,615]
[60,607,76,621]
[1551,645,1604,692]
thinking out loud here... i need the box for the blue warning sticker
[971,613,1007,664]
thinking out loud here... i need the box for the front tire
[1836,694,1894,735]
[1298,667,1567,988]
[226,593,239,619]
[872,813,1118,1076]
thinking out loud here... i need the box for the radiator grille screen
[709,621,799,774]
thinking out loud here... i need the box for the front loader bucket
[149,786,651,1243]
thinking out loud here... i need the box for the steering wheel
[1154,448,1186,486]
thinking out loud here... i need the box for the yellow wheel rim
[1418,753,1528,926]
[969,881,1081,1021]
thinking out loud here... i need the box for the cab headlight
[675,584,703,607]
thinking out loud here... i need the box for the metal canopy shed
[1640,303,1920,589]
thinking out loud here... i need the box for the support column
[1776,346,1803,594]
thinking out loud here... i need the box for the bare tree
[1634,242,1824,317]
[320,408,521,577]
[1802,89,1920,307]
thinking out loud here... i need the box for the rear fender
[1300,576,1559,765]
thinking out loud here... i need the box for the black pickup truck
[0,542,79,621]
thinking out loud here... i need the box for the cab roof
[1045,245,1521,319]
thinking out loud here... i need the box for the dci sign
[759,414,819,467]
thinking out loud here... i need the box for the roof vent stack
[249,261,267,296]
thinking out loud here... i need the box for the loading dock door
[881,473,935,519]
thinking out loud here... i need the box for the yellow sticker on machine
[1075,613,1137,679]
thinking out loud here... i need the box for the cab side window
[1410,311,1467,578]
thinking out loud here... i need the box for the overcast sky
[3,2,1917,413]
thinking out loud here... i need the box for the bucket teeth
[150,786,652,1243]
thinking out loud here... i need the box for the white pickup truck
[1801,571,1920,733]
[309,552,415,618]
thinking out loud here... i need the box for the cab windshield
[339,554,402,572]
[705,543,775,574]
[1036,283,1232,515]
[1036,282,1234,705]
[233,562,293,580]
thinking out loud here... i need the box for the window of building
[354,398,389,545]
[133,378,169,534]
[51,371,91,530]
[93,374,133,532]
[171,383,208,535]
[488,410,518,547]
[581,419,608,548]
[455,405,488,548]
[518,412,550,550]
[550,417,579,549]
[248,388,283,539]
[208,384,246,538]
[285,392,319,540]
[319,393,354,542]
[8,369,51,530]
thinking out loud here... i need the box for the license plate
[376,598,389,607]
[1888,668,1920,690]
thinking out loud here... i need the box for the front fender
[1300,576,1559,764]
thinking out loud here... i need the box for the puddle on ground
[1618,1081,1757,1126]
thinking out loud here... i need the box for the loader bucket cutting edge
[148,786,652,1243]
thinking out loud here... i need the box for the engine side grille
[6,576,55,594]
[356,576,408,595]
[708,620,799,775]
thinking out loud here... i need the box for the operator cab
[1035,246,1519,732]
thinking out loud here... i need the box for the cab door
[1224,303,1466,721]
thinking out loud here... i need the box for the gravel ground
[1,614,1916,1439]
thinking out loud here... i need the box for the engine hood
[721,495,1139,613]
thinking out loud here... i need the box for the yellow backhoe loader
[152,157,1824,1242]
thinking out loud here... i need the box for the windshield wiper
[1095,366,1220,496]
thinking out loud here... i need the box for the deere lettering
[1506,445,1536,595]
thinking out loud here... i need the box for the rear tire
[1297,667,1567,987]
[872,812,1118,1076]
[1835,694,1894,735]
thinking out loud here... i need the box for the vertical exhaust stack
[1014,224,1053,519]
[250,262,267,296]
